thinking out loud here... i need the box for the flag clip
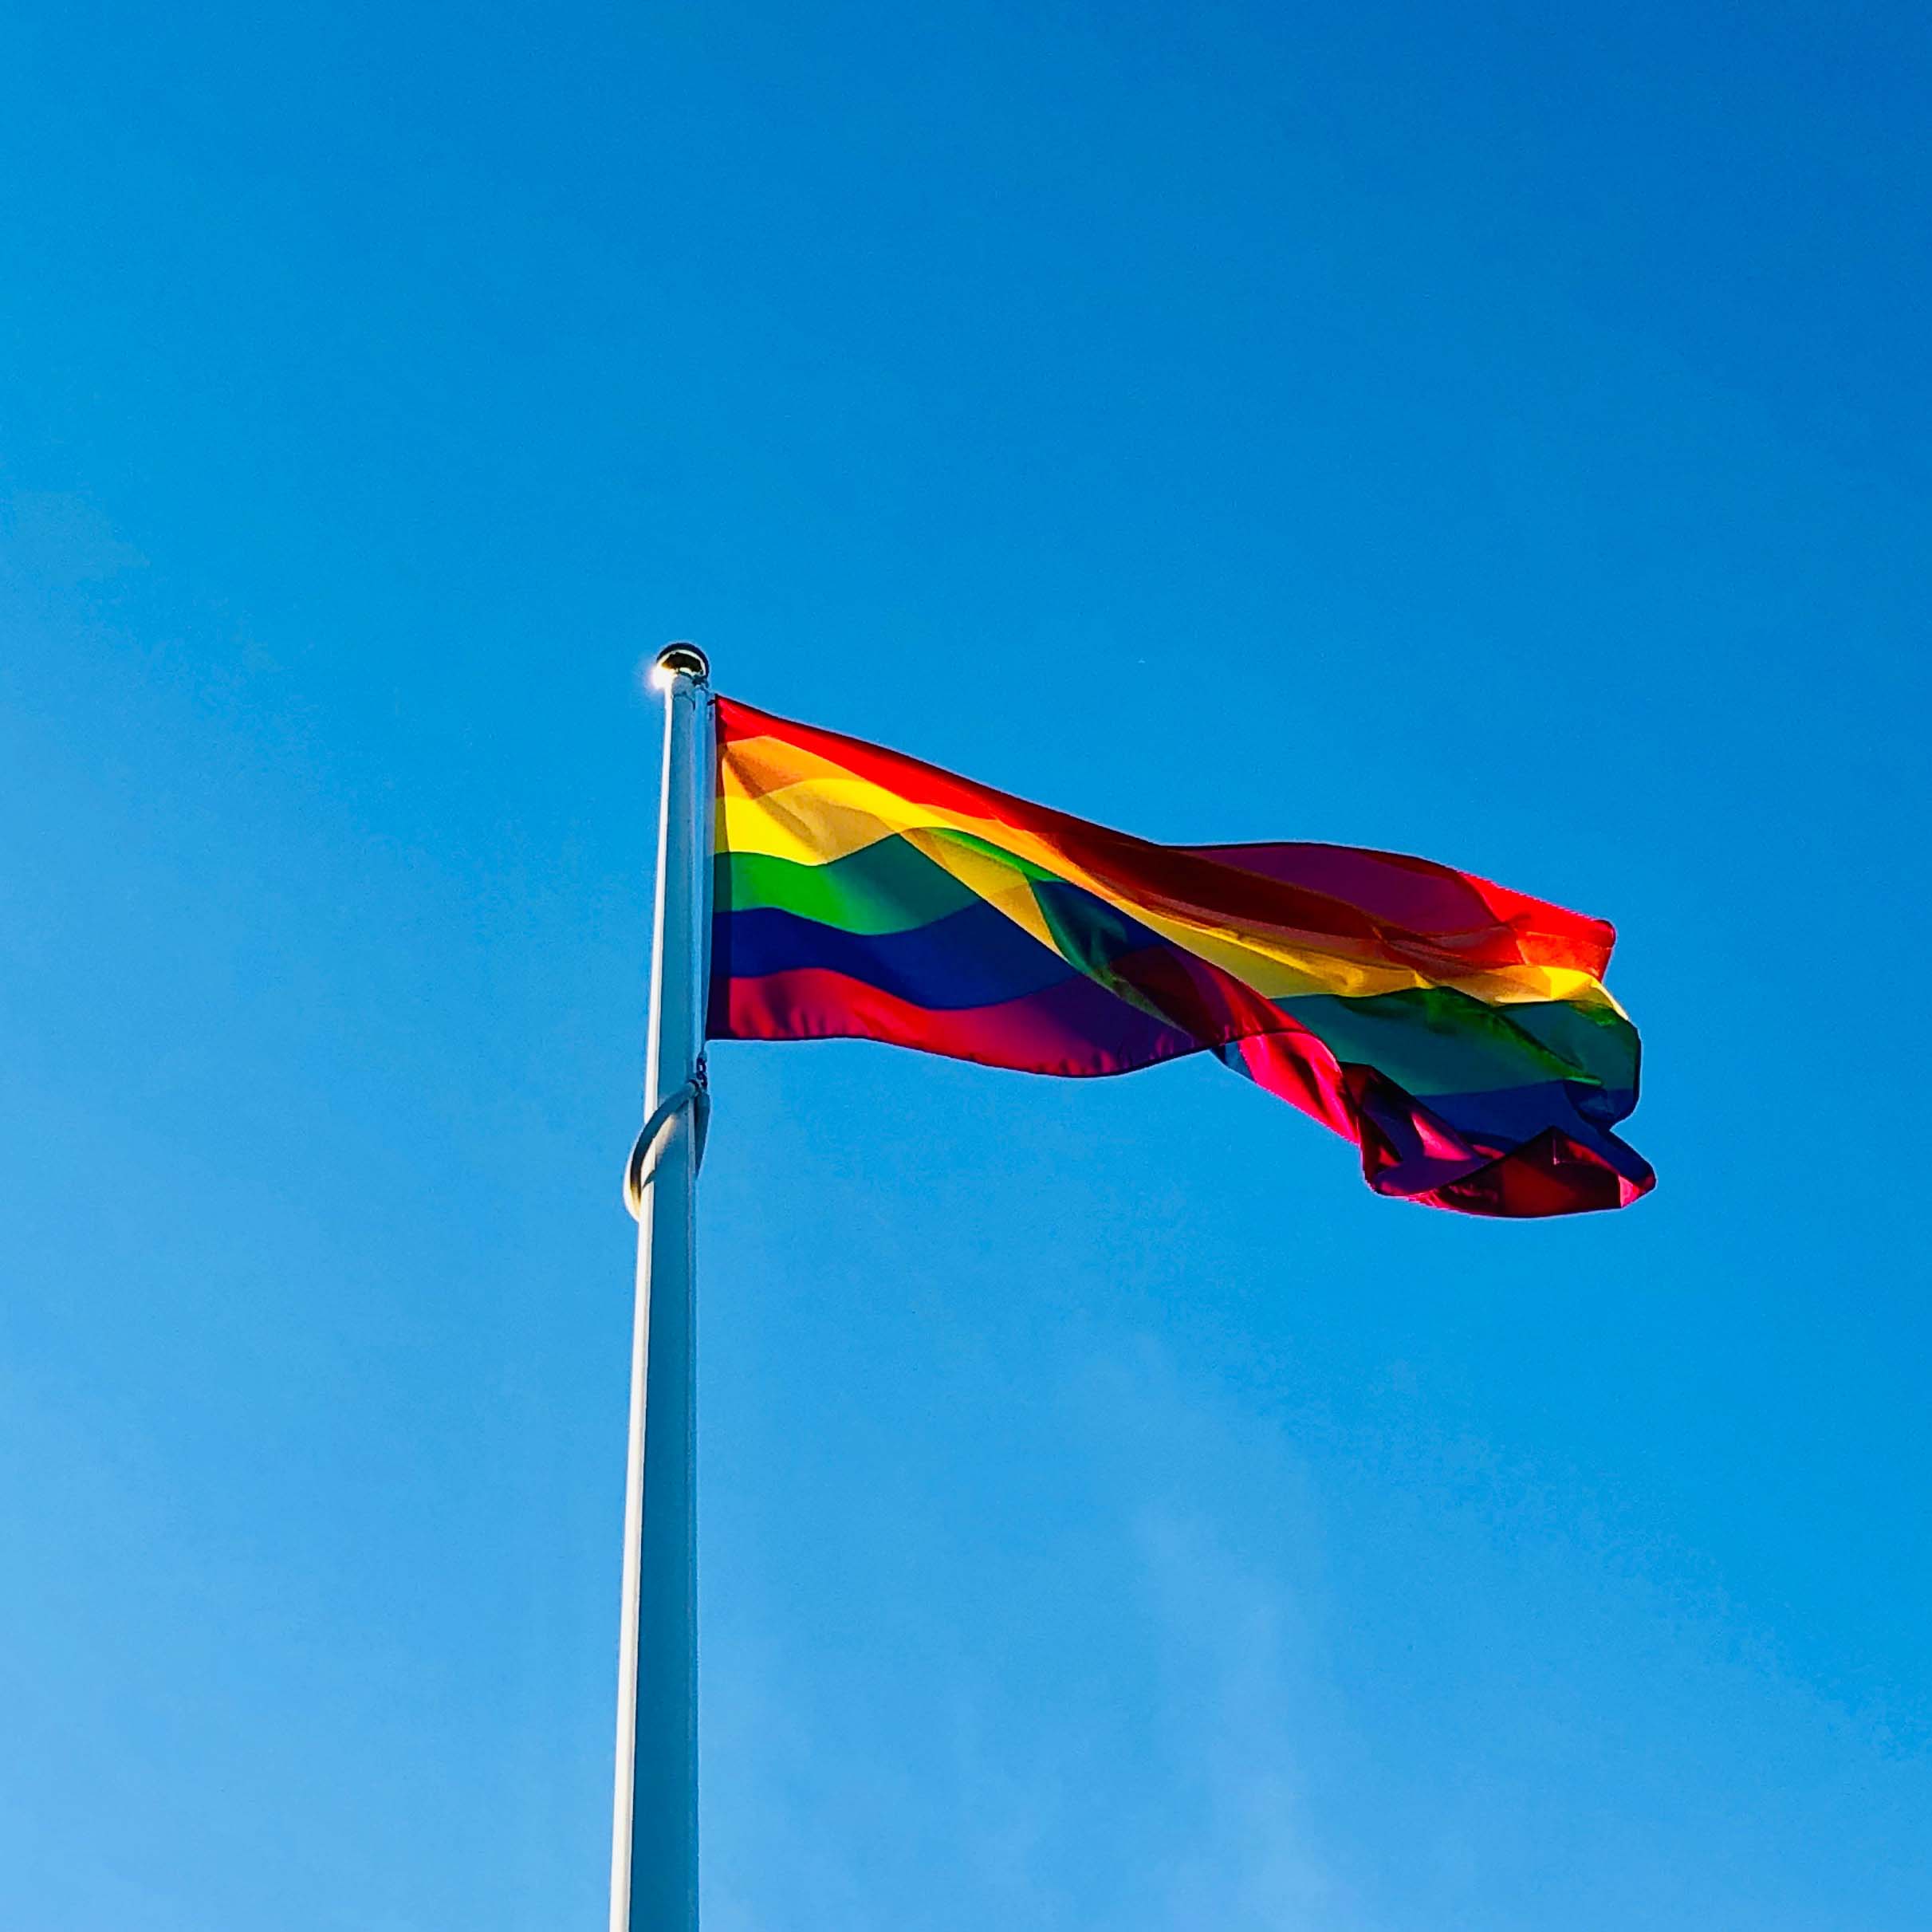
[622,1062,710,1220]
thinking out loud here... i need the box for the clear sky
[4,3,1930,1926]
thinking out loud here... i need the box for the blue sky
[4,2,1930,1926]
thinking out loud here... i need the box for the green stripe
[1029,879,1634,1093]
[717,840,984,935]
[719,840,1639,1097]
[1487,995,1637,1088]
[1032,878,1148,978]
[1282,988,1638,1096]
[930,826,1062,883]
[1029,877,1178,1025]
[718,827,1063,934]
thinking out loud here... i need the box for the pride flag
[708,697,1652,1218]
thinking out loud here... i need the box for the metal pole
[611,643,712,1932]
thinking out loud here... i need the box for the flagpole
[611,642,712,1932]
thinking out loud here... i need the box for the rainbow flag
[709,697,1653,1218]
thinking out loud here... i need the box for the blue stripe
[714,899,1080,1010]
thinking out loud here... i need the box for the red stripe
[1411,1133,1651,1217]
[719,966,1202,1077]
[1182,840,1615,980]
[719,962,1654,1218]
[720,962,1364,1163]
[718,697,1615,978]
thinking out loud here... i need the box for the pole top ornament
[651,641,710,688]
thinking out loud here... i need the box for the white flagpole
[611,643,713,1932]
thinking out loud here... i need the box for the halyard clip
[622,1062,710,1220]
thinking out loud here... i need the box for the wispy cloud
[1,489,148,588]
[1081,1344,1361,1932]
[702,1338,1359,1929]
[1131,1503,1346,1929]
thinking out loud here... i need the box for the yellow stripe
[903,827,1063,955]
[718,744,1621,1013]
[717,786,911,866]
